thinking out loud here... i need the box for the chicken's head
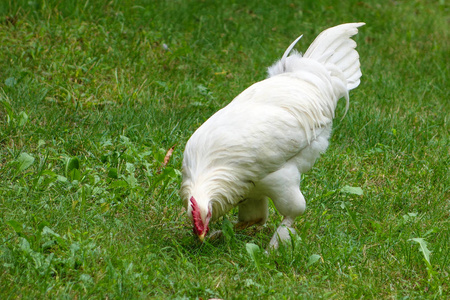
[190,196,211,242]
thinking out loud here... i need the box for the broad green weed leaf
[19,237,31,253]
[65,157,80,176]
[41,170,57,177]
[7,220,23,233]
[42,240,57,250]
[42,226,61,237]
[5,77,17,87]
[402,212,418,222]
[126,162,135,173]
[109,180,128,189]
[42,226,67,249]
[101,139,113,147]
[70,242,80,254]
[66,157,81,181]
[244,278,261,287]
[246,243,261,263]
[120,135,130,144]
[341,186,363,195]
[154,148,167,163]
[163,167,181,179]
[17,111,28,126]
[151,167,181,188]
[69,169,82,181]
[246,243,263,276]
[80,274,94,284]
[16,153,35,172]
[108,168,118,179]
[56,175,68,182]
[246,243,260,257]
[409,237,431,265]
[125,174,137,187]
[306,254,321,268]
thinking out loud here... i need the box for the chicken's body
[181,23,364,248]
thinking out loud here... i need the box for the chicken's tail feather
[267,23,364,119]
[303,22,365,90]
[268,23,364,89]
[268,34,303,76]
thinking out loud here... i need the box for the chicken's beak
[198,232,206,242]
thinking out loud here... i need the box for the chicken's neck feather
[182,167,252,221]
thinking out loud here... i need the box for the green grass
[0,0,448,298]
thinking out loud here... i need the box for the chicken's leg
[268,187,305,249]
[209,197,268,241]
[258,162,306,249]
[237,196,269,228]
[268,216,296,249]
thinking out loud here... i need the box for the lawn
[0,0,448,298]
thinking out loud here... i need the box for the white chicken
[180,23,364,248]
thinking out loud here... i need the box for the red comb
[190,197,204,235]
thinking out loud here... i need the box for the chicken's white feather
[181,23,364,247]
